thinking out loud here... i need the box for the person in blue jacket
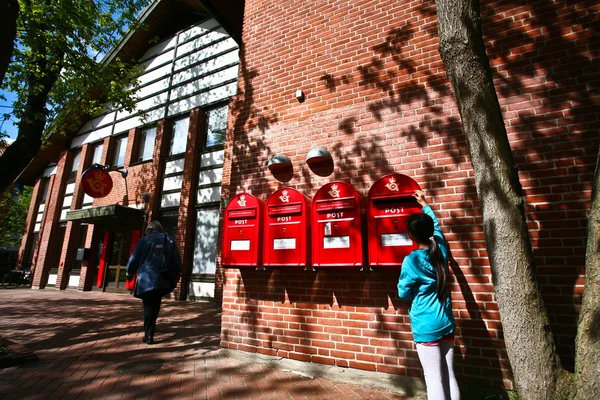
[126,220,181,344]
[397,190,460,400]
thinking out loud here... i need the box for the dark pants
[141,290,162,340]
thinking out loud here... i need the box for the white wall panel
[78,112,116,133]
[198,168,223,185]
[161,192,181,208]
[83,194,93,204]
[162,175,183,191]
[67,275,80,288]
[141,49,175,71]
[113,107,165,133]
[176,28,229,57]
[47,274,57,285]
[38,203,45,212]
[70,125,113,148]
[167,82,237,116]
[188,281,215,299]
[165,159,185,174]
[200,150,224,167]
[141,36,177,60]
[65,183,76,195]
[36,213,43,222]
[197,186,221,204]
[170,66,239,101]
[62,196,73,207]
[178,19,220,43]
[136,77,170,99]
[138,64,172,86]
[173,41,238,73]
[60,209,68,220]
[34,223,41,232]
[43,165,57,177]
[116,92,169,120]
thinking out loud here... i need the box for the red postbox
[367,173,423,266]
[222,193,265,267]
[264,187,311,267]
[312,182,364,267]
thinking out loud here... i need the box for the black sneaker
[142,336,155,344]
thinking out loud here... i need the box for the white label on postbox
[274,238,296,250]
[323,236,350,249]
[230,240,250,251]
[381,233,412,247]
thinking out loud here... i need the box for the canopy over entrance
[65,204,144,231]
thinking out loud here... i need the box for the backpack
[160,234,180,283]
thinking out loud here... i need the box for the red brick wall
[221,0,599,388]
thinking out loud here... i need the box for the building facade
[17,0,598,391]
[18,2,240,301]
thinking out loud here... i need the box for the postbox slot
[371,195,415,205]
[268,203,302,216]
[315,197,355,213]
[227,208,256,219]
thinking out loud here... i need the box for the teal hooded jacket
[397,205,456,342]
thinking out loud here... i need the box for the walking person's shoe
[142,336,155,344]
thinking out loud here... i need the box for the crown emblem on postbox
[385,177,400,191]
[279,190,290,203]
[237,195,246,207]
[328,184,340,198]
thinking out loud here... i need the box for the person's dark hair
[145,220,164,235]
[406,213,448,302]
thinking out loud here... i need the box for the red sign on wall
[81,166,113,198]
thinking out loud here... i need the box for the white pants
[416,341,460,400]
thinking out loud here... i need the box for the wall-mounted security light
[295,89,305,103]
[267,154,292,171]
[306,147,334,177]
[268,154,293,182]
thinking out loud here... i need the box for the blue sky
[0,89,18,141]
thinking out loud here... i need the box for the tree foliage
[0,185,32,249]
[0,0,147,194]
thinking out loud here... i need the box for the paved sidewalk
[0,289,412,399]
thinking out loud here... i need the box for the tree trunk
[0,59,62,194]
[433,0,566,398]
[574,147,600,398]
[0,0,18,86]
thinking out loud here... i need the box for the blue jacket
[397,205,456,342]
[126,230,182,298]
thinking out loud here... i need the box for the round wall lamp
[268,154,293,182]
[306,147,334,177]
[267,154,292,171]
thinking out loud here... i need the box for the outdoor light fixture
[306,147,332,165]
[295,89,305,103]
[306,147,334,177]
[267,154,292,172]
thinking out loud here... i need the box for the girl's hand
[413,190,428,206]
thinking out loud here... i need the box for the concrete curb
[220,348,427,399]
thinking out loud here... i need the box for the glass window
[68,149,82,181]
[112,135,128,167]
[160,211,179,241]
[138,127,156,162]
[92,143,104,165]
[39,179,50,204]
[192,208,219,274]
[170,117,189,156]
[206,105,228,147]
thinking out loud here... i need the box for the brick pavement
[0,289,412,399]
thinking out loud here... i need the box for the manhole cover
[116,360,163,375]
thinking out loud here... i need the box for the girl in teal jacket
[397,190,460,400]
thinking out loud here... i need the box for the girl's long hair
[407,213,448,302]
